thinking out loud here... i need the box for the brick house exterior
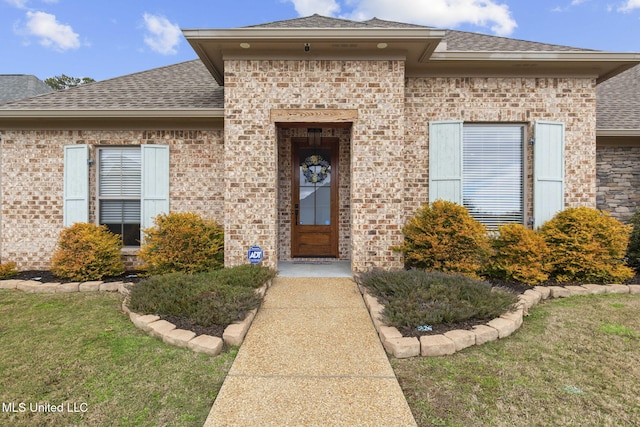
[1,15,639,273]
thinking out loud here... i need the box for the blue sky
[2,0,640,82]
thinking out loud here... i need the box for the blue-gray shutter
[429,121,463,204]
[63,145,89,226]
[534,121,565,228]
[141,145,170,232]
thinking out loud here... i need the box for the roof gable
[246,13,374,28]
[597,64,640,131]
[185,14,640,85]
[0,75,53,104]
[247,14,591,51]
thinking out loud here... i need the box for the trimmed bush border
[357,282,640,358]
[0,278,272,356]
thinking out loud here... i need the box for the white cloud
[24,11,80,51]
[286,0,341,16]
[551,0,588,12]
[619,0,640,11]
[4,0,29,8]
[344,0,517,36]
[142,13,181,55]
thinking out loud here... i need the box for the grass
[392,293,640,426]
[0,290,236,427]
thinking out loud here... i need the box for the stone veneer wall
[224,59,406,271]
[0,129,224,270]
[276,127,351,261]
[596,145,640,222]
[404,77,597,219]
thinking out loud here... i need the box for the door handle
[294,204,299,224]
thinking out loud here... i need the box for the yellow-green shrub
[0,261,18,279]
[393,200,491,278]
[51,223,125,281]
[139,212,224,275]
[540,207,634,283]
[486,223,550,285]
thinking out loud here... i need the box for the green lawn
[3,288,639,426]
[0,290,235,427]
[393,293,640,426]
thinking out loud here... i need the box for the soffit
[183,27,445,85]
[184,27,640,85]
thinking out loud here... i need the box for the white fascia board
[183,27,446,41]
[597,129,640,137]
[429,51,640,62]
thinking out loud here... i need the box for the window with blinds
[98,148,142,246]
[463,125,524,228]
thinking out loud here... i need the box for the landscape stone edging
[359,283,640,359]
[1,278,273,357]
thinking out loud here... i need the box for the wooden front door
[292,136,339,257]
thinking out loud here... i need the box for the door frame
[291,136,339,257]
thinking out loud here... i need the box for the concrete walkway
[204,277,417,426]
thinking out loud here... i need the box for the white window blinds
[98,148,141,224]
[463,125,524,228]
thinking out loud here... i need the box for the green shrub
[127,265,276,327]
[190,285,260,326]
[213,264,277,288]
[51,223,125,281]
[626,209,640,270]
[540,207,634,284]
[357,269,517,329]
[138,212,224,275]
[0,261,18,279]
[486,223,550,285]
[393,200,491,278]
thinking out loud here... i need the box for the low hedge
[127,265,276,327]
[357,269,517,330]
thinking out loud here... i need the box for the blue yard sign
[247,245,264,264]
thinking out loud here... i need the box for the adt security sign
[247,245,264,264]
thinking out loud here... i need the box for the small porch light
[377,43,388,49]
[240,43,250,49]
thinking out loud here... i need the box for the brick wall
[404,77,597,219]
[224,59,406,271]
[1,129,224,270]
[1,73,599,273]
[596,145,640,222]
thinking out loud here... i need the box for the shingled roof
[0,60,222,111]
[597,64,640,131]
[0,14,635,125]
[0,75,52,104]
[249,14,591,52]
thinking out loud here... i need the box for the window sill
[121,247,140,256]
